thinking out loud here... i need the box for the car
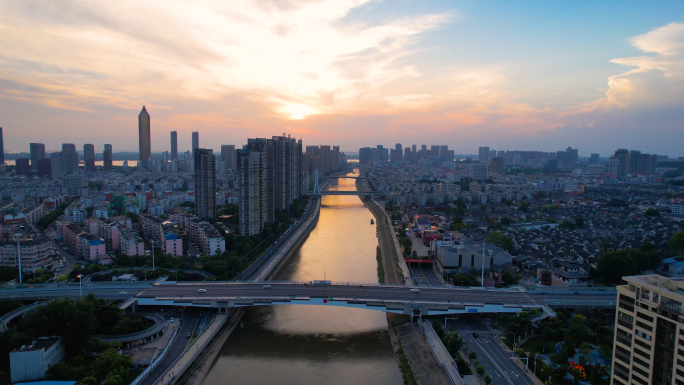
[186,332,191,338]
[170,317,174,323]
[119,291,128,294]
[472,332,479,338]
[410,288,420,293]
[198,289,207,293]
[263,285,271,289]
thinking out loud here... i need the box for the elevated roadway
[136,282,617,317]
[304,191,384,196]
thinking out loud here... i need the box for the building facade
[139,106,151,166]
[170,131,178,160]
[29,143,45,171]
[612,275,684,385]
[194,148,216,219]
[83,143,95,172]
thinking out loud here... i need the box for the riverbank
[358,180,450,385]
[174,198,323,384]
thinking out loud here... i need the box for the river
[203,170,403,385]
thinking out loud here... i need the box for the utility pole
[151,240,155,271]
[481,235,485,287]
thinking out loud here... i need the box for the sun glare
[281,103,318,120]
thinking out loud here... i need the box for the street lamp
[77,274,83,298]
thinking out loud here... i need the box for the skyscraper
[170,131,178,160]
[611,275,684,385]
[138,106,151,166]
[478,147,490,162]
[29,143,45,171]
[83,144,95,172]
[220,144,237,169]
[270,136,302,212]
[238,139,270,236]
[103,144,113,172]
[50,152,62,179]
[238,137,302,236]
[0,127,4,164]
[61,143,78,175]
[192,131,199,151]
[194,148,216,219]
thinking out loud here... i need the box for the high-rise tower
[138,106,151,166]
[170,131,178,160]
[103,144,113,172]
[61,143,78,175]
[192,131,199,151]
[83,144,95,172]
[194,148,216,219]
[30,143,46,171]
[0,127,4,164]
[221,144,237,169]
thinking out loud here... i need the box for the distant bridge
[304,191,384,196]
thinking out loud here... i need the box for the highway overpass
[136,282,617,317]
[304,191,384,196]
[0,282,617,318]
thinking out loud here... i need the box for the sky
[1,0,684,157]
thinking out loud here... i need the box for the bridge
[136,282,617,317]
[304,191,384,196]
[326,176,368,179]
[0,282,617,318]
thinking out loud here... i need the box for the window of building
[662,296,682,313]
[642,288,650,300]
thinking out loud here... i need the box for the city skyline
[1,2,684,156]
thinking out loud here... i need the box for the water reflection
[204,171,402,385]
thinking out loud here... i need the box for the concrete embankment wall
[264,198,321,280]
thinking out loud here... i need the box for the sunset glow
[0,1,683,155]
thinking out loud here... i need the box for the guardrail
[160,314,229,385]
[420,320,464,385]
[96,313,166,344]
[129,327,179,385]
[0,301,45,332]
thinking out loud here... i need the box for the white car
[198,289,207,293]
[410,288,420,293]
[263,285,271,289]
[170,317,174,323]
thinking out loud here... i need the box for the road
[464,333,533,385]
[410,265,442,286]
[236,196,317,281]
[447,317,534,385]
[139,309,200,385]
[1,281,618,310]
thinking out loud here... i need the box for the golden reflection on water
[203,171,403,385]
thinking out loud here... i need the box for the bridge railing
[95,313,166,343]
[165,280,534,291]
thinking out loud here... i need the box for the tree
[574,216,584,228]
[644,208,660,217]
[486,231,515,253]
[517,201,529,213]
[559,219,576,230]
[469,351,477,360]
[500,216,513,226]
[670,231,684,253]
[484,374,492,384]
[476,366,485,375]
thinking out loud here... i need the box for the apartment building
[612,275,684,385]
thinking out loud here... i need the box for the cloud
[592,22,684,110]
